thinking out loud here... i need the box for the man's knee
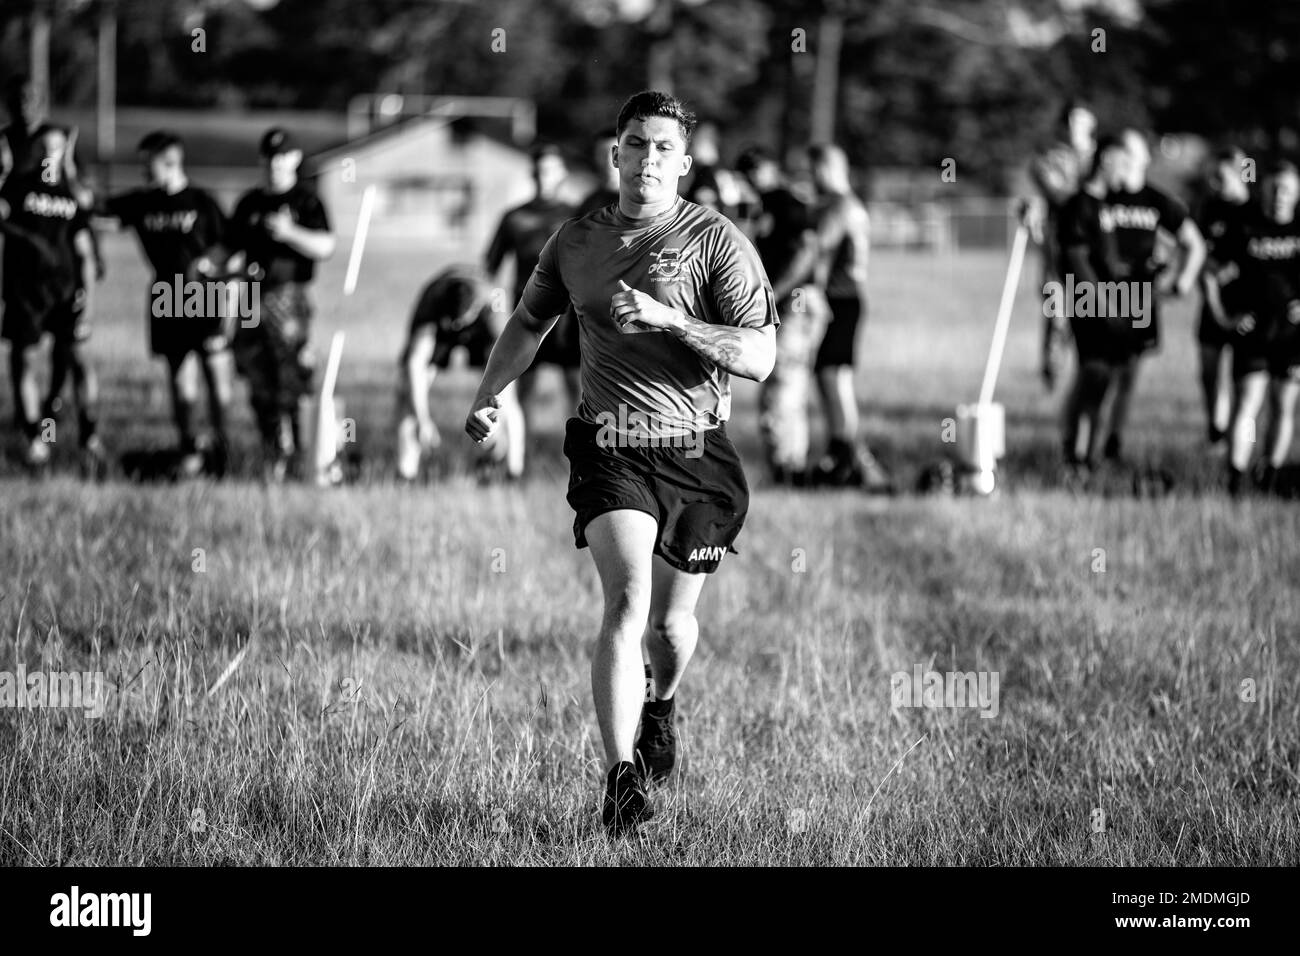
[648,611,697,651]
[599,584,652,644]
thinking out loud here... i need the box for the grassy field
[0,233,1297,864]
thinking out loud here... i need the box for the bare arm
[671,315,776,382]
[1173,219,1206,296]
[74,228,97,313]
[273,219,336,260]
[610,280,775,381]
[768,230,819,302]
[465,304,559,441]
[405,327,438,433]
[264,209,336,261]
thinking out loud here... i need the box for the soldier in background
[1024,100,1097,391]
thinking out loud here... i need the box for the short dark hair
[138,130,183,157]
[735,144,775,174]
[1266,158,1299,180]
[31,122,67,141]
[530,141,565,165]
[1214,144,1245,165]
[615,91,697,145]
[1090,133,1124,177]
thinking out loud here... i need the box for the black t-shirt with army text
[105,185,227,281]
[1,170,90,304]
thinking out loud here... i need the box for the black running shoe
[602,761,652,834]
[635,697,678,783]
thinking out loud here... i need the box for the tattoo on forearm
[676,318,745,371]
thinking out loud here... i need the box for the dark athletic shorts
[814,296,864,370]
[150,309,228,360]
[563,415,749,575]
[1268,322,1300,381]
[1,293,89,348]
[1231,334,1270,381]
[1197,305,1233,350]
[1070,314,1131,366]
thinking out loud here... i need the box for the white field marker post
[978,223,1030,408]
[342,183,377,296]
[312,331,346,482]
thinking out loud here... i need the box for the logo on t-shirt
[1106,204,1160,231]
[648,246,686,282]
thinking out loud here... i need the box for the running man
[227,127,336,479]
[396,265,523,481]
[99,131,233,476]
[1194,146,1251,449]
[465,91,777,833]
[1099,128,1205,460]
[1057,135,1134,468]
[736,144,827,484]
[485,143,578,444]
[0,75,43,186]
[807,143,892,491]
[1211,160,1300,495]
[1025,100,1097,390]
[0,123,104,471]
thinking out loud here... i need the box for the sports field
[1,233,1296,864]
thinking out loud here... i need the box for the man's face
[10,82,44,127]
[534,153,566,198]
[1264,171,1300,222]
[1068,108,1096,154]
[144,144,184,187]
[1098,145,1128,191]
[38,129,67,170]
[264,149,301,190]
[744,158,779,192]
[614,116,692,205]
[1121,132,1149,189]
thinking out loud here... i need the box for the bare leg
[1267,378,1300,468]
[1103,355,1140,454]
[167,352,200,450]
[585,509,657,769]
[644,556,707,701]
[9,343,43,438]
[65,340,99,445]
[200,347,235,444]
[515,364,541,437]
[817,366,858,443]
[1199,344,1230,439]
[1230,371,1269,473]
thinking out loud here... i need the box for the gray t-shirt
[521,196,778,437]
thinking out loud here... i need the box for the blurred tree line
[2,0,1298,190]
